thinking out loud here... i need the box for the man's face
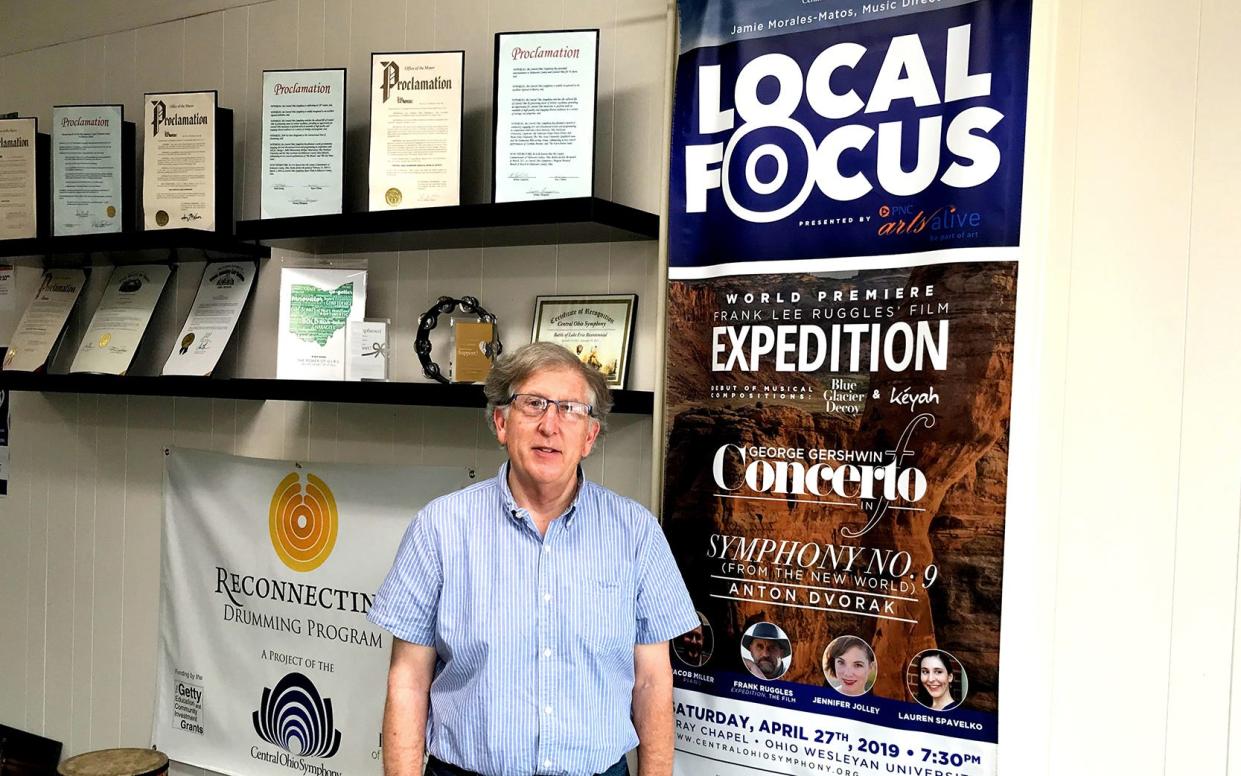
[494,366,600,492]
[679,627,704,661]
[750,638,784,678]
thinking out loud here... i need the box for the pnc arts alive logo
[270,472,339,573]
[252,672,342,760]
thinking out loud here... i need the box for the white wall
[0,1,670,774]
[4,0,1241,775]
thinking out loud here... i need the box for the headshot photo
[740,621,792,680]
[908,649,968,712]
[672,611,714,668]
[822,635,877,697]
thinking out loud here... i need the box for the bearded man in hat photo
[741,621,791,680]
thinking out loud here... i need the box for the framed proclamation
[368,51,464,211]
[261,68,346,218]
[52,104,135,235]
[0,117,48,241]
[492,29,598,203]
[143,91,234,232]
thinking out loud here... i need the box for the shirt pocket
[573,578,635,655]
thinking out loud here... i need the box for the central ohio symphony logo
[269,472,339,573]
[252,672,342,758]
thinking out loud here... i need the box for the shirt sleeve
[367,510,442,646]
[633,516,699,644]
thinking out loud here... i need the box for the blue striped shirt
[368,463,697,776]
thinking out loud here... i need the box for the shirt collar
[496,461,586,528]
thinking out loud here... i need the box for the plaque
[0,117,43,240]
[369,51,464,210]
[532,293,637,388]
[345,319,389,381]
[277,267,367,380]
[452,321,495,383]
[162,262,257,376]
[3,269,86,372]
[143,91,234,231]
[52,105,134,235]
[70,265,173,375]
[414,296,502,384]
[261,69,346,218]
[493,30,598,202]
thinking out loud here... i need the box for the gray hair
[484,342,613,435]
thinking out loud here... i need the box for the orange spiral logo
[269,472,339,572]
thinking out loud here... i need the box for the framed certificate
[368,51,464,210]
[532,293,636,388]
[261,69,346,218]
[162,262,257,376]
[143,91,233,232]
[52,104,135,235]
[492,29,599,203]
[70,265,173,375]
[0,117,46,240]
[3,269,87,372]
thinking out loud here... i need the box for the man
[741,622,790,680]
[368,342,697,776]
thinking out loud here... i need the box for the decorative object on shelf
[415,296,502,384]
[369,51,464,211]
[532,293,637,389]
[70,264,173,375]
[162,262,257,376]
[277,266,368,380]
[143,90,233,233]
[493,29,599,203]
[52,104,134,235]
[0,116,47,241]
[3,268,86,372]
[346,318,389,381]
[261,68,346,219]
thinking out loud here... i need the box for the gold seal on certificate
[144,91,233,232]
[532,294,637,388]
[369,51,464,210]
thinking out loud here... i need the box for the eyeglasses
[506,393,594,421]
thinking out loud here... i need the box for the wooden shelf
[236,197,659,251]
[0,372,655,414]
[0,229,269,264]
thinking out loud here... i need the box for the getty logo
[269,471,339,572]
[252,672,342,758]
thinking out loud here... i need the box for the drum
[57,748,168,776]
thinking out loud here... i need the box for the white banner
[154,447,472,776]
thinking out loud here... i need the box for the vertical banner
[154,448,472,775]
[663,2,1030,775]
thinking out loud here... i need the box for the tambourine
[414,296,503,384]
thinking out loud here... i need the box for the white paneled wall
[0,1,669,774]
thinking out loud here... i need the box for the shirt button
[544,546,551,554]
[543,593,551,602]
[543,648,552,657]
[544,760,552,768]
[544,706,553,715]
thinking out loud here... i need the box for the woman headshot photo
[822,635,877,697]
[909,649,967,711]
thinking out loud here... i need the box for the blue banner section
[669,0,1031,267]
[676,669,998,744]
